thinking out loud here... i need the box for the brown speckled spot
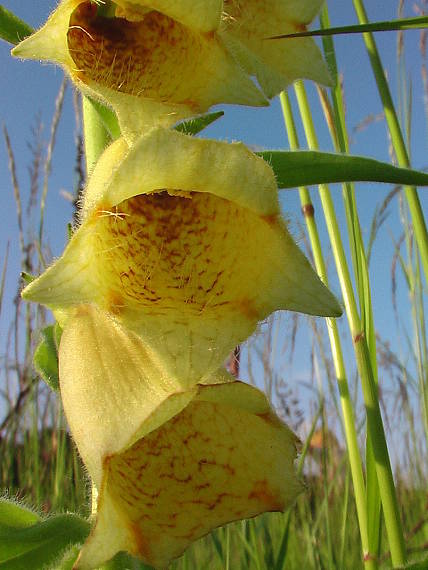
[248,479,283,510]
[100,395,298,568]
[128,521,152,560]
[90,191,270,321]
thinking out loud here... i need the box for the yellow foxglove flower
[22,128,341,387]
[59,305,303,569]
[12,0,266,140]
[12,0,329,140]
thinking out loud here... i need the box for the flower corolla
[12,0,330,139]
[59,305,303,569]
[22,128,341,386]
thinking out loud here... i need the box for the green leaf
[175,111,224,135]
[0,498,40,530]
[259,150,428,189]
[0,6,34,45]
[269,15,428,40]
[48,545,80,570]
[0,511,89,570]
[33,323,63,391]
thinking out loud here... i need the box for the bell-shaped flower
[12,0,329,140]
[58,304,303,569]
[22,127,341,387]
[12,0,266,139]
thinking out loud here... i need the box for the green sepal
[0,502,89,570]
[0,6,33,46]
[175,111,224,135]
[33,323,63,392]
[259,150,428,189]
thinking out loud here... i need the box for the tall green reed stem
[352,0,428,285]
[318,4,382,562]
[280,91,375,569]
[291,81,407,567]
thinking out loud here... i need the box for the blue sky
[0,1,427,415]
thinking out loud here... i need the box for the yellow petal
[81,127,279,217]
[115,0,223,32]
[59,304,198,485]
[23,130,340,383]
[221,0,332,97]
[256,0,326,26]
[75,381,303,569]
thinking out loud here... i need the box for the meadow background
[0,0,427,568]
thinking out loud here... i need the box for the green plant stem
[293,81,407,568]
[82,96,112,175]
[352,0,428,285]
[353,0,428,467]
[318,5,383,562]
[339,468,351,568]
[280,91,374,568]
[404,208,428,455]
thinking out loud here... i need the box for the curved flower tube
[22,128,341,386]
[12,0,330,140]
[59,305,303,569]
